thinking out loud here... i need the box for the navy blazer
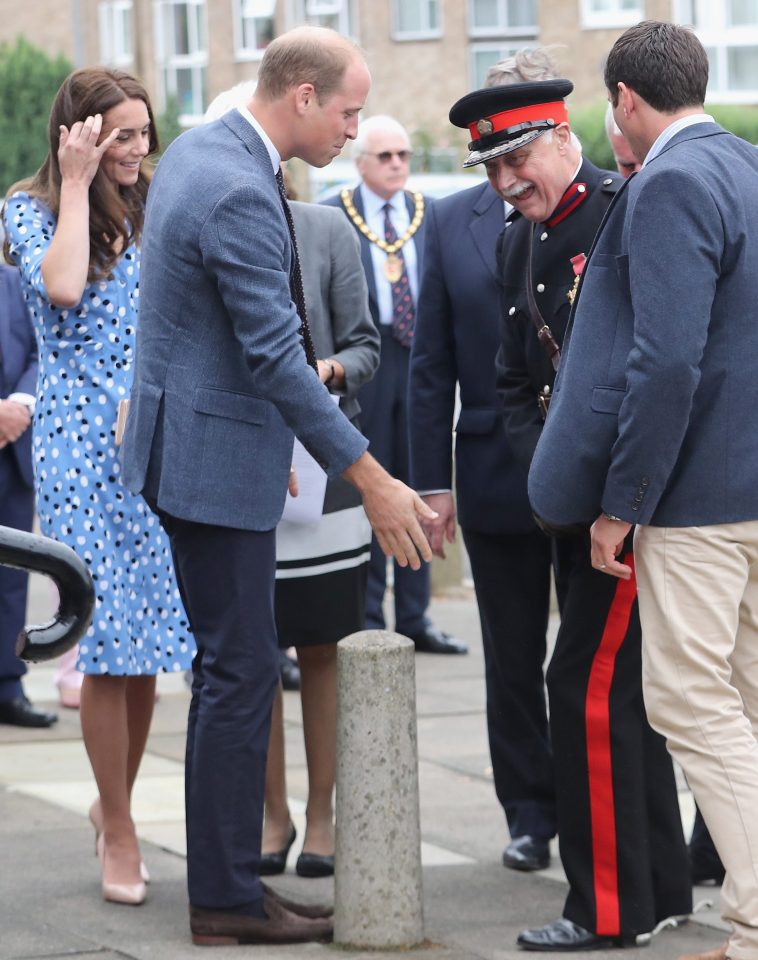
[408,181,535,533]
[324,187,427,330]
[0,264,36,488]
[121,111,368,530]
[530,123,758,528]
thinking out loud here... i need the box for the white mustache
[503,180,533,199]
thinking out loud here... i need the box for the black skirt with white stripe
[274,475,370,648]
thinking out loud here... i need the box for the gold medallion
[385,253,403,283]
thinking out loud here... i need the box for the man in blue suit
[0,264,57,728]
[326,115,467,655]
[122,26,433,945]
[530,21,758,960]
[409,51,557,872]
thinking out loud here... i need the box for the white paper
[280,395,339,525]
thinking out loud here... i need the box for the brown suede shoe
[189,894,333,946]
[261,882,333,919]
[677,943,729,960]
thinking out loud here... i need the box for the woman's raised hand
[58,114,120,187]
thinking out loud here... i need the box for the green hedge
[569,99,758,173]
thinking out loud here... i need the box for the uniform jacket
[121,111,368,530]
[495,158,621,474]
[0,264,36,488]
[529,123,758,528]
[290,200,379,421]
[324,186,428,330]
[408,181,535,533]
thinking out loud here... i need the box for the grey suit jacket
[290,200,379,421]
[0,264,37,488]
[529,123,758,528]
[121,111,368,530]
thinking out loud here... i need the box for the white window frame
[287,0,356,37]
[469,41,537,88]
[233,0,275,60]
[580,0,644,31]
[391,0,442,41]
[99,0,134,67]
[468,0,538,39]
[153,0,208,125]
[673,0,758,103]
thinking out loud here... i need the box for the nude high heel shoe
[96,833,146,906]
[90,802,150,883]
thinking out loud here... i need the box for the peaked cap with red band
[449,79,574,168]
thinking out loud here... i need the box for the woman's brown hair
[5,67,159,279]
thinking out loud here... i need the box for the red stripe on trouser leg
[585,553,637,936]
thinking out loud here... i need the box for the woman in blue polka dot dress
[3,68,194,906]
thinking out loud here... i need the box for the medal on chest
[385,253,404,283]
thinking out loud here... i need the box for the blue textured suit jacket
[408,181,535,533]
[0,264,36,488]
[121,111,368,530]
[529,122,758,528]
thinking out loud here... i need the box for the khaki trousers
[635,522,758,960]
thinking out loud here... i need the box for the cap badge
[476,118,494,135]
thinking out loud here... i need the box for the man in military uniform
[449,81,692,950]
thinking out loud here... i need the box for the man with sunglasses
[326,115,467,655]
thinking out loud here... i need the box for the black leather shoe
[279,651,301,692]
[408,624,468,655]
[503,835,551,872]
[259,823,297,876]
[0,696,57,728]
[296,852,335,878]
[517,918,636,951]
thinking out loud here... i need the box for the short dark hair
[604,20,708,112]
[256,26,360,104]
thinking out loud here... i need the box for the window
[289,0,355,36]
[234,0,275,58]
[392,0,441,40]
[675,0,758,101]
[469,0,537,37]
[99,0,134,66]
[580,0,643,30]
[154,0,208,122]
[471,42,535,87]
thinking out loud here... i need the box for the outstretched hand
[58,114,120,188]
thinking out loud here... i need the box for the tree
[0,37,72,194]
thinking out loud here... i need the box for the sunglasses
[365,150,413,164]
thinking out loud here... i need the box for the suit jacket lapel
[352,188,380,320]
[469,184,503,282]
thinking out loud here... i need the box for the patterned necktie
[275,168,318,370]
[383,202,415,349]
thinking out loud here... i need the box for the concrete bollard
[334,630,424,948]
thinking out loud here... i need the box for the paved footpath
[0,578,728,960]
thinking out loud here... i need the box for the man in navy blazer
[122,26,433,945]
[530,21,758,960]
[325,116,466,656]
[0,264,57,728]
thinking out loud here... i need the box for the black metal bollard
[0,526,95,663]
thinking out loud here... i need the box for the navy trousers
[359,328,429,634]
[463,526,556,840]
[0,448,33,702]
[159,512,278,913]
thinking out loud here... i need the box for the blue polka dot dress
[4,192,194,676]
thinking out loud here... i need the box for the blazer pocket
[192,386,268,425]
[591,386,626,414]
[456,407,497,435]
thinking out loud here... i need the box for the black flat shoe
[0,696,57,728]
[295,852,335,878]
[503,835,551,871]
[259,823,297,876]
[516,918,639,952]
[408,624,468,655]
